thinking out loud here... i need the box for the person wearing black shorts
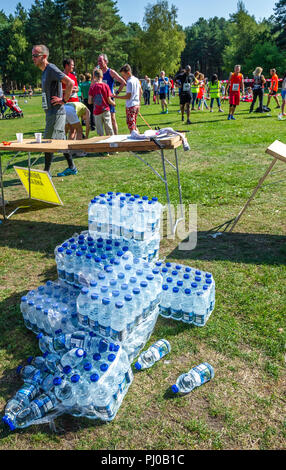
[175,65,194,124]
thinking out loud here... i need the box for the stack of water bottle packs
[88,192,162,261]
[2,191,216,431]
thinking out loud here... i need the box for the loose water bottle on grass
[134,339,171,370]
[171,363,214,394]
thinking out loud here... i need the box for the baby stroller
[3,98,24,119]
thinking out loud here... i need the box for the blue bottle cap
[171,384,179,393]
[81,287,89,295]
[93,353,101,361]
[166,277,173,283]
[100,363,109,372]
[195,270,201,275]
[140,281,148,288]
[16,365,23,374]
[115,301,124,308]
[165,262,172,267]
[146,275,154,281]
[75,348,85,358]
[66,249,72,255]
[91,293,99,301]
[184,288,191,295]
[84,362,92,371]
[57,247,64,253]
[53,377,62,386]
[173,287,179,293]
[191,282,198,288]
[183,274,190,280]
[177,281,183,287]
[122,246,129,252]
[21,296,28,302]
[102,297,110,305]
[162,285,168,291]
[129,276,137,284]
[71,374,80,383]
[99,339,108,352]
[124,294,132,302]
[37,332,44,339]
[133,287,140,295]
[63,365,72,374]
[108,354,116,362]
[90,373,100,382]
[195,276,202,282]
[134,362,142,370]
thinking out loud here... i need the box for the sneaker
[210,109,214,113]
[276,105,281,109]
[231,115,235,120]
[181,115,184,121]
[57,167,78,177]
[186,119,191,124]
[227,115,232,120]
[165,109,168,114]
[218,109,224,112]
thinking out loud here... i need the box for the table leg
[160,148,174,235]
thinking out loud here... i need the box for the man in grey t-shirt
[32,44,78,176]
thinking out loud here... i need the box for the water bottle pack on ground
[3,193,216,431]
[156,261,215,326]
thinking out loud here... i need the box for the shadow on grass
[0,216,86,256]
[167,230,286,266]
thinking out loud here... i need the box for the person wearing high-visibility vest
[266,68,280,109]
[191,71,200,110]
[225,64,245,120]
[208,74,224,113]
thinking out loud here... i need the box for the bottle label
[192,364,213,384]
[159,306,171,317]
[134,230,145,241]
[153,340,170,358]
[34,395,55,417]
[98,324,110,337]
[170,308,183,320]
[183,312,193,323]
[110,327,127,343]
[193,313,206,325]
[57,268,66,280]
[65,272,74,283]
[95,401,116,419]
[18,385,37,400]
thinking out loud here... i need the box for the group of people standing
[32,44,142,177]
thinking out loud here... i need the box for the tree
[273,0,286,48]
[139,1,185,77]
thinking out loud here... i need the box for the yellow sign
[14,166,63,205]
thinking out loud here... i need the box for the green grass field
[0,94,285,450]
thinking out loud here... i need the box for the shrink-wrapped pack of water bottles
[2,192,215,431]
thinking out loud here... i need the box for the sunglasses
[32,54,43,58]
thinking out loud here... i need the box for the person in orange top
[225,65,245,120]
[266,68,280,109]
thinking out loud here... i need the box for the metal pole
[0,155,7,220]
[160,148,174,235]
[28,152,31,199]
[174,148,184,218]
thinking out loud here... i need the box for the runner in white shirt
[114,64,142,133]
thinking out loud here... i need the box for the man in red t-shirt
[88,68,115,136]
[225,64,244,120]
[266,68,280,109]
[62,58,79,103]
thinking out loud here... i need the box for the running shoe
[57,167,78,177]
[231,115,236,120]
[186,119,191,124]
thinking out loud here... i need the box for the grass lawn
[0,93,285,450]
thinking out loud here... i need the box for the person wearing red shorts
[115,64,142,133]
[225,65,245,120]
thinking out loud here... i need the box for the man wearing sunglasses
[32,44,78,176]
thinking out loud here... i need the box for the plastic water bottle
[56,247,66,281]
[64,249,74,284]
[192,291,208,326]
[171,363,214,394]
[159,285,172,318]
[20,296,31,329]
[13,391,59,428]
[134,339,171,370]
[110,301,127,342]
[181,288,193,324]
[60,348,86,369]
[97,297,111,337]
[170,287,182,321]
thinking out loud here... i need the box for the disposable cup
[35,133,42,143]
[16,133,23,143]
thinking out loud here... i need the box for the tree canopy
[0,0,285,89]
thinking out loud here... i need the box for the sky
[0,0,277,27]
